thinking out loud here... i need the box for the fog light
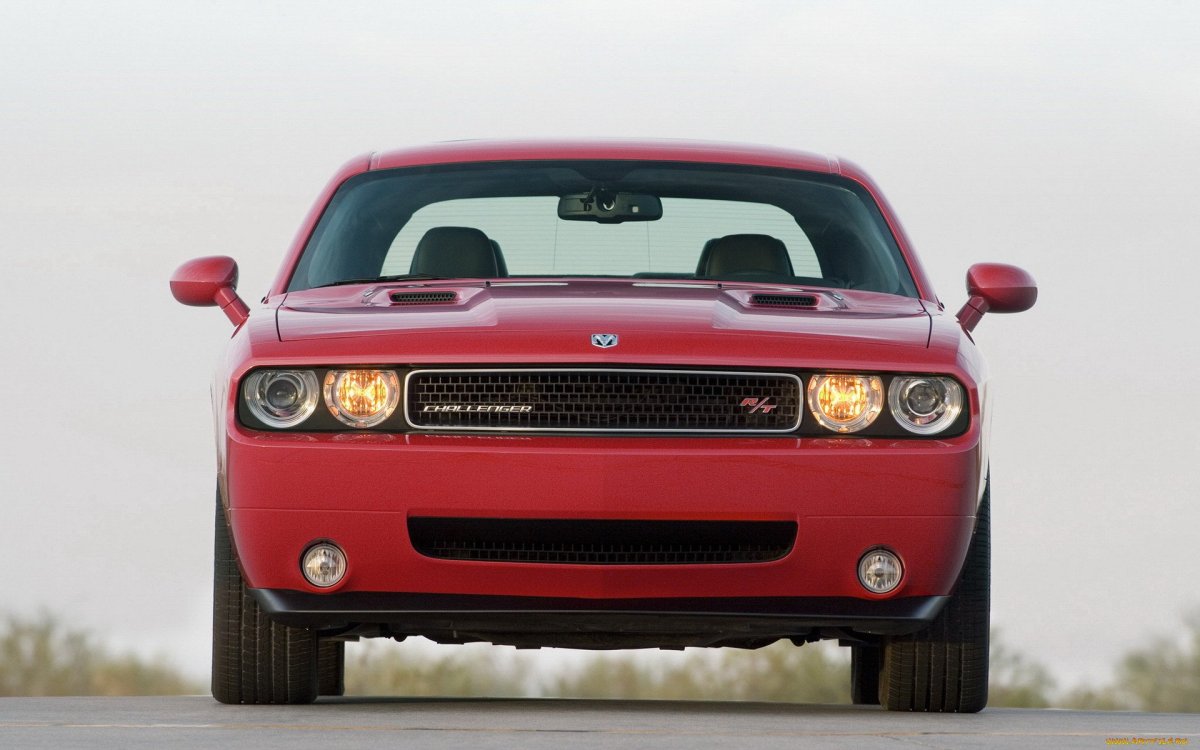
[301,543,347,588]
[858,549,903,594]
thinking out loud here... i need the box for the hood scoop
[748,293,819,308]
[389,290,459,305]
[721,288,845,313]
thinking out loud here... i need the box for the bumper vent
[405,368,802,433]
[408,518,797,565]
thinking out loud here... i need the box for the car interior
[407,225,856,289]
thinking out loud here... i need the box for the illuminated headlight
[301,542,347,588]
[323,369,400,428]
[806,374,883,433]
[888,376,963,435]
[858,548,903,594]
[244,370,320,428]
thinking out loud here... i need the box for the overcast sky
[2,1,1197,688]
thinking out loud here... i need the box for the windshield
[287,161,917,297]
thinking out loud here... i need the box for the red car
[171,140,1035,710]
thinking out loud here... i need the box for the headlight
[323,369,400,428]
[806,373,883,433]
[243,370,320,428]
[888,376,963,435]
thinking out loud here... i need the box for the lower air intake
[408,517,797,565]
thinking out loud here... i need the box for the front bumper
[255,589,949,646]
[225,427,983,633]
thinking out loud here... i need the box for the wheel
[879,483,990,712]
[212,490,319,704]
[317,640,346,696]
[850,645,881,705]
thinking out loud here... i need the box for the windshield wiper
[313,273,448,288]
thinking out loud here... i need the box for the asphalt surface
[1,697,1197,749]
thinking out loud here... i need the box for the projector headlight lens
[889,376,963,435]
[243,370,320,428]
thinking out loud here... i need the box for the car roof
[366,139,841,174]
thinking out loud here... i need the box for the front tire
[850,645,881,705]
[879,483,990,712]
[317,640,346,697]
[212,491,319,704]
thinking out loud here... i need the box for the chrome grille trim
[404,368,803,433]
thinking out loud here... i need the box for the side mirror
[170,256,249,327]
[956,263,1037,332]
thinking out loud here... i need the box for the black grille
[409,518,797,565]
[405,369,801,432]
[749,294,817,308]
[390,291,457,305]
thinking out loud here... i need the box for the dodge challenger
[170,140,1036,710]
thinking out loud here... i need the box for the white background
[2,1,1197,689]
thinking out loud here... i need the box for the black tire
[317,640,346,697]
[879,483,990,712]
[212,491,319,704]
[850,645,881,705]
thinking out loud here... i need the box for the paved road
[1,697,1197,749]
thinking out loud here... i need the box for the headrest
[488,240,509,276]
[410,226,501,278]
[696,234,794,278]
[815,226,887,292]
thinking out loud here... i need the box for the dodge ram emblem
[591,333,619,348]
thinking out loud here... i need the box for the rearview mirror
[558,191,662,223]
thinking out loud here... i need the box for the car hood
[273,281,934,368]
